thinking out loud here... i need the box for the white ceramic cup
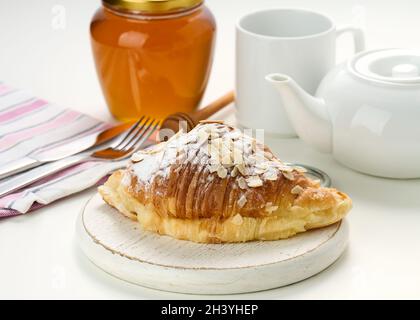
[235,8,365,136]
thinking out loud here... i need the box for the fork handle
[0,154,88,198]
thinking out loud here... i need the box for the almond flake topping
[312,179,321,186]
[254,168,266,175]
[233,148,244,165]
[264,151,273,160]
[127,123,305,190]
[278,164,293,172]
[217,165,228,179]
[131,153,145,163]
[291,185,304,195]
[231,213,244,225]
[196,130,209,145]
[237,177,247,190]
[293,166,307,173]
[237,194,247,208]
[231,166,238,177]
[210,131,220,139]
[236,163,247,176]
[265,204,279,214]
[263,170,278,181]
[283,171,295,181]
[246,175,263,188]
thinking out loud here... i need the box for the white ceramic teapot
[266,49,420,178]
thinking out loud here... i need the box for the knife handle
[0,157,39,180]
[0,154,88,198]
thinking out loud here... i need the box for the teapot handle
[336,26,365,53]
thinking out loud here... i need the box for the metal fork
[0,117,161,197]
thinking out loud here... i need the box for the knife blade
[0,121,134,180]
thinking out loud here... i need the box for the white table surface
[1,0,420,299]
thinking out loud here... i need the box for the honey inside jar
[90,0,216,122]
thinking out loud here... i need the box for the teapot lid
[349,49,420,85]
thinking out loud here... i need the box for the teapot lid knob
[391,64,419,78]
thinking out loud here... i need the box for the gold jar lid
[103,0,203,13]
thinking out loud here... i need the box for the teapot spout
[266,73,332,153]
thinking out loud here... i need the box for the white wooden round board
[76,193,349,295]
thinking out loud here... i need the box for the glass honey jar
[90,0,216,121]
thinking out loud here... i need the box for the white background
[0,0,419,299]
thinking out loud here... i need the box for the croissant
[99,121,352,243]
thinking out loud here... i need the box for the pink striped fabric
[0,84,119,217]
[0,99,47,123]
[0,84,12,95]
[0,110,80,150]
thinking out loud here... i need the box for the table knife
[0,121,133,180]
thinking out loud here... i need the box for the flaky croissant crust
[99,123,352,243]
[99,170,351,243]
[123,163,346,220]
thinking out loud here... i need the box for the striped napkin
[0,83,129,217]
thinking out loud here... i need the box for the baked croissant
[99,121,352,243]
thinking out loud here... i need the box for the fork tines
[116,117,161,152]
